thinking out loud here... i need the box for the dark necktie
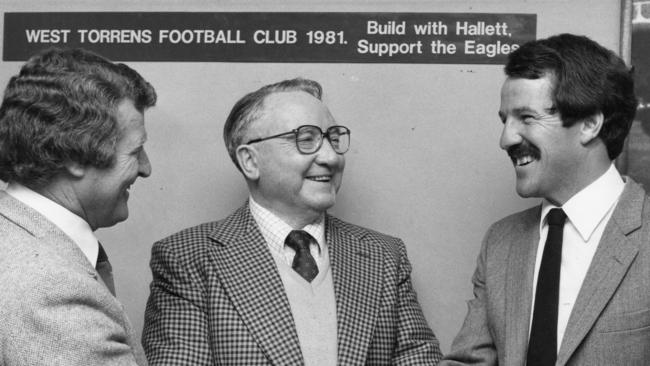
[96,243,116,296]
[284,230,319,282]
[527,208,567,366]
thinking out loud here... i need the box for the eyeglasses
[246,124,351,154]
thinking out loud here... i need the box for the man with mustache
[441,34,649,365]
[142,78,442,365]
[0,48,156,365]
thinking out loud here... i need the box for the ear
[580,112,604,145]
[63,160,86,179]
[236,144,260,180]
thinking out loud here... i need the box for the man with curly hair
[0,48,156,365]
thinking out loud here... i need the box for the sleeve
[392,239,444,365]
[439,227,498,366]
[141,240,213,366]
[2,260,142,366]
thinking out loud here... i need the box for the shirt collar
[6,183,99,266]
[540,164,624,241]
[248,196,325,251]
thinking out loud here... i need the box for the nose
[499,118,523,151]
[138,149,152,178]
[315,137,343,166]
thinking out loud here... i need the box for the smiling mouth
[515,155,535,166]
[124,183,134,196]
[306,175,332,182]
[508,142,540,167]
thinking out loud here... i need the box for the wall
[0,0,623,353]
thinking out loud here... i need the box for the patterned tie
[284,230,319,282]
[96,243,116,296]
[527,208,567,366]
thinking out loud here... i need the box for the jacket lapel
[0,191,96,278]
[0,191,144,360]
[327,216,384,365]
[208,204,303,365]
[504,207,540,366]
[556,180,644,365]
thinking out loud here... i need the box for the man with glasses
[142,78,442,365]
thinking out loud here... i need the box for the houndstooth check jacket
[142,203,442,365]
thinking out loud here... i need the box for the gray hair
[0,47,156,187]
[223,78,322,171]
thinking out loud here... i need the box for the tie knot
[285,230,316,252]
[547,208,567,227]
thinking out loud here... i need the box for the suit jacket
[142,203,441,365]
[441,178,650,366]
[0,191,147,366]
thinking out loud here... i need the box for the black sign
[4,12,536,64]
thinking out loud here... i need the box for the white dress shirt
[530,164,625,350]
[6,183,99,267]
[249,197,327,271]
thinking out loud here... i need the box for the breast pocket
[584,308,650,365]
[596,308,650,333]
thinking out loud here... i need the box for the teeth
[516,156,534,166]
[308,176,330,182]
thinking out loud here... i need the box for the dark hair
[0,48,157,187]
[223,77,322,171]
[505,33,637,160]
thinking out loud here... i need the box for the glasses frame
[246,124,351,154]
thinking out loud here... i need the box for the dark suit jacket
[0,191,146,366]
[142,203,441,365]
[441,179,650,366]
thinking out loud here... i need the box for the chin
[107,216,128,228]
[309,197,336,212]
[110,209,130,226]
[515,184,540,199]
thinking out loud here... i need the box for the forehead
[500,75,555,112]
[260,91,333,130]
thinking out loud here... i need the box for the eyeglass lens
[296,125,349,154]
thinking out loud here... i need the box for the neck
[250,195,323,229]
[548,156,612,206]
[31,179,93,229]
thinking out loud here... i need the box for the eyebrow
[500,105,557,116]
[512,106,540,114]
[129,133,147,149]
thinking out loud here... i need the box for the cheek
[541,142,573,168]
[118,158,140,178]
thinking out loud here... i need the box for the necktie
[284,230,319,282]
[96,243,116,296]
[527,208,567,366]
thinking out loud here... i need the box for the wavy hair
[505,33,637,160]
[0,48,157,187]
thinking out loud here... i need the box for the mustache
[507,141,541,163]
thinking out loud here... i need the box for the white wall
[0,0,623,353]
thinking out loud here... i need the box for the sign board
[4,12,536,63]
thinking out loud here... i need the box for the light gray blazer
[442,178,650,366]
[0,191,147,366]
